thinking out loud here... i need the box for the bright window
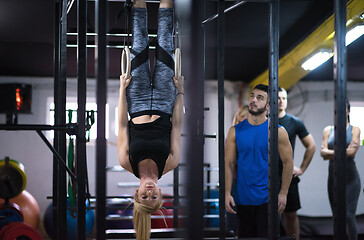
[350,102,364,145]
[49,102,109,140]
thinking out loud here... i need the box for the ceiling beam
[249,0,364,90]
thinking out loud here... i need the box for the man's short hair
[253,84,268,94]
[278,87,285,92]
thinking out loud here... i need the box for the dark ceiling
[0,0,363,85]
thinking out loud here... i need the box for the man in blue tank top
[225,84,293,238]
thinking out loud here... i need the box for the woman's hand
[320,145,334,160]
[120,74,132,89]
[173,75,184,94]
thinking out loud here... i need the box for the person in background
[278,87,316,240]
[320,99,361,240]
[232,105,249,125]
[225,84,293,238]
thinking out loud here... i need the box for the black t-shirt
[128,114,172,179]
[278,113,309,176]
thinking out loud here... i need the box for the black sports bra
[128,112,172,179]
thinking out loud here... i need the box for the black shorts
[236,203,268,238]
[284,176,301,212]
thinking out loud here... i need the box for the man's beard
[249,104,267,116]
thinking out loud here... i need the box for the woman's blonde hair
[233,105,249,125]
[133,193,163,240]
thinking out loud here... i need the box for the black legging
[127,7,176,118]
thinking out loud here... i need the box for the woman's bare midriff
[132,115,160,124]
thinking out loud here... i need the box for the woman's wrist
[177,88,184,95]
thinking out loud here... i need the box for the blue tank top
[235,119,280,205]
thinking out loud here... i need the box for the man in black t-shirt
[278,87,316,240]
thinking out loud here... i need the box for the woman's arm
[346,126,361,158]
[320,126,334,160]
[163,75,184,175]
[117,74,133,173]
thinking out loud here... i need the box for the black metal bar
[268,0,279,239]
[204,134,217,139]
[54,0,68,238]
[36,130,77,181]
[217,0,226,239]
[173,166,180,228]
[202,0,247,25]
[95,0,108,238]
[53,2,60,237]
[175,0,205,238]
[0,124,75,132]
[333,0,347,238]
[77,0,87,238]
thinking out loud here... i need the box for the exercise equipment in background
[0,222,43,240]
[0,202,23,229]
[106,198,133,229]
[0,190,40,229]
[151,195,183,229]
[0,157,27,199]
[0,157,42,238]
[43,200,95,240]
[203,189,219,228]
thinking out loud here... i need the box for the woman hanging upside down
[117,0,184,239]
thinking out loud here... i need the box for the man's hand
[278,193,287,214]
[225,194,236,214]
[293,166,303,177]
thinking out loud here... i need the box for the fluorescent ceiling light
[302,50,333,71]
[346,25,364,46]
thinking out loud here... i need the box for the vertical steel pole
[95,0,108,239]
[175,0,205,239]
[268,0,279,239]
[217,0,226,239]
[77,0,87,239]
[54,0,68,239]
[333,0,347,238]
[173,166,180,228]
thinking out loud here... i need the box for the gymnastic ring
[121,46,131,79]
[174,48,181,79]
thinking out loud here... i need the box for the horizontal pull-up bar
[202,0,270,25]
[67,32,158,38]
[86,0,161,2]
[202,0,247,25]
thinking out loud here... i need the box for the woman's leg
[160,0,173,8]
[127,0,152,117]
[133,0,146,8]
[346,169,361,240]
[151,0,176,115]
